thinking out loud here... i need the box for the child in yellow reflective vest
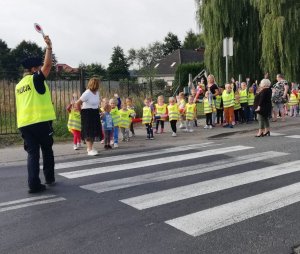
[288,87,298,117]
[143,98,155,140]
[109,94,121,148]
[215,87,224,125]
[178,92,187,129]
[238,82,248,123]
[126,97,136,137]
[203,91,214,129]
[154,95,167,134]
[248,86,255,121]
[67,93,81,150]
[119,102,132,142]
[234,92,241,124]
[167,97,179,137]
[184,95,196,132]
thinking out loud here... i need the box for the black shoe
[45,180,56,186]
[107,145,112,149]
[28,184,46,194]
[263,131,270,137]
[255,133,264,137]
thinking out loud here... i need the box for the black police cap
[21,57,43,69]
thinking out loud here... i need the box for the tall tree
[107,46,129,80]
[250,0,300,81]
[163,32,181,56]
[196,0,261,84]
[182,30,205,50]
[0,39,12,78]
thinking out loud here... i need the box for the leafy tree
[107,46,130,80]
[0,39,12,78]
[196,0,261,84]
[163,32,181,56]
[83,63,106,79]
[183,30,205,50]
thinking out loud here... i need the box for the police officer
[15,35,56,193]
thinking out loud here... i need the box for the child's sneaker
[113,143,118,148]
[150,137,154,140]
[107,145,112,149]
[104,145,109,150]
[179,123,185,129]
[87,149,98,156]
[209,125,213,129]
[172,132,177,137]
[154,130,158,134]
[188,129,194,132]
[73,144,79,150]
[204,125,209,129]
[110,140,114,145]
[125,138,130,142]
[100,140,104,144]
[76,143,81,148]
[160,128,164,134]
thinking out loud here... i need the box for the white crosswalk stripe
[54,142,216,170]
[0,195,66,213]
[59,145,252,179]
[166,182,300,237]
[80,151,287,193]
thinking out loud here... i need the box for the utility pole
[223,37,233,83]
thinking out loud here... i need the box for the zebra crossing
[54,141,300,237]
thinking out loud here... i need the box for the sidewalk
[0,117,299,167]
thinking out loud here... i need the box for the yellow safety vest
[248,93,255,106]
[215,95,222,109]
[239,89,248,104]
[67,109,81,131]
[155,104,167,120]
[203,98,213,114]
[118,109,131,128]
[142,106,152,124]
[167,104,179,121]
[185,103,196,120]
[110,107,120,127]
[127,107,135,123]
[222,91,235,108]
[234,98,241,110]
[289,93,298,106]
[15,75,56,128]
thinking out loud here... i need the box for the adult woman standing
[254,79,272,137]
[76,78,102,156]
[206,74,219,125]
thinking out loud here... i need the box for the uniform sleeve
[33,71,46,94]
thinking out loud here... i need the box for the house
[137,48,204,86]
[56,63,79,73]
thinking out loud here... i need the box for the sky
[0,0,198,68]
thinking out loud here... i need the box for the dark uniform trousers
[19,121,55,189]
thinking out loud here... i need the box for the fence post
[80,68,85,94]
[108,79,111,93]
[127,79,130,97]
[150,78,153,97]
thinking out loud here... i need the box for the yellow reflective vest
[155,103,167,120]
[239,89,248,104]
[215,95,222,109]
[110,107,120,127]
[185,103,196,120]
[289,93,298,106]
[142,106,152,124]
[167,104,179,121]
[222,91,235,108]
[15,75,56,128]
[67,109,81,131]
[248,93,255,106]
[118,109,131,128]
[203,98,213,114]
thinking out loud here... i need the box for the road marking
[165,182,300,237]
[81,151,287,193]
[269,132,284,136]
[0,197,66,213]
[285,135,300,139]
[60,146,252,179]
[0,195,57,207]
[121,160,300,210]
[54,143,216,169]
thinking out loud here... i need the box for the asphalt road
[1,126,300,254]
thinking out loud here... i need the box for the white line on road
[0,195,57,207]
[0,197,66,213]
[54,143,216,169]
[81,151,287,193]
[285,135,300,139]
[60,146,252,179]
[121,160,300,210]
[165,182,300,237]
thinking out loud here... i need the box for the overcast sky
[0,0,198,68]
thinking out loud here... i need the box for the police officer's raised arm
[41,36,52,78]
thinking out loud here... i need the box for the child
[222,83,235,128]
[101,104,114,149]
[178,92,186,129]
[191,88,198,127]
[119,102,132,142]
[126,97,136,137]
[288,86,298,117]
[154,95,167,134]
[185,95,197,132]
[248,86,255,121]
[67,93,81,150]
[238,82,248,123]
[167,97,179,137]
[203,91,214,129]
[215,87,223,125]
[142,98,155,140]
[234,92,241,124]
[100,98,109,143]
[109,94,121,148]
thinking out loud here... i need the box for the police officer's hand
[44,36,52,49]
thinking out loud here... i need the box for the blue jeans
[113,126,119,144]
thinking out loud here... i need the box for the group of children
[66,80,300,151]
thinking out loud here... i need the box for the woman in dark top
[206,74,219,125]
[254,79,272,137]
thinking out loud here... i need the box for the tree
[163,32,181,56]
[182,30,205,50]
[250,0,300,81]
[83,63,106,79]
[0,39,12,79]
[196,0,261,84]
[107,46,130,80]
